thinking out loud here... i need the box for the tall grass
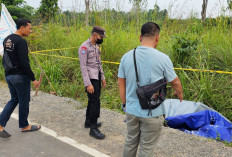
[0,9,232,121]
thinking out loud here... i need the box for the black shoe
[0,130,11,138]
[85,122,102,128]
[89,128,105,140]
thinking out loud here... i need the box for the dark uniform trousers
[86,73,101,127]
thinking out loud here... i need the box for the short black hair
[141,22,160,37]
[16,19,31,30]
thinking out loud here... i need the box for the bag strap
[133,48,140,87]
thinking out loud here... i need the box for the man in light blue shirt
[118,22,183,157]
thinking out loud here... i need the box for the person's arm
[98,46,106,88]
[99,59,106,88]
[78,46,94,93]
[162,55,183,102]
[17,41,40,88]
[102,79,107,88]
[170,76,183,102]
[118,78,126,104]
[100,65,106,88]
[17,40,35,81]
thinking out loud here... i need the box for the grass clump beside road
[0,14,232,122]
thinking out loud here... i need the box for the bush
[172,33,199,66]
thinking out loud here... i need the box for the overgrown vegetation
[0,1,232,125]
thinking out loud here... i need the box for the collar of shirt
[87,38,99,49]
[87,38,95,47]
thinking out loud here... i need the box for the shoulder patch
[81,46,87,55]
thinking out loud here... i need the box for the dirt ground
[0,82,232,157]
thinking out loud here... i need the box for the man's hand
[118,78,126,105]
[87,85,94,94]
[102,80,107,88]
[32,80,40,88]
[173,91,183,102]
[170,77,183,102]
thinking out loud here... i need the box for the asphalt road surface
[0,118,98,157]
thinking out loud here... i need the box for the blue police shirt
[118,46,177,118]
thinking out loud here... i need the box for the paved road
[0,118,92,157]
[1,84,232,157]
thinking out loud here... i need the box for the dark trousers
[0,75,31,128]
[86,76,101,127]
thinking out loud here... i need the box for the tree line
[0,0,232,25]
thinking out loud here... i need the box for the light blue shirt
[118,46,177,118]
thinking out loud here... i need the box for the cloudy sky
[24,0,230,18]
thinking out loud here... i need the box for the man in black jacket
[0,19,41,138]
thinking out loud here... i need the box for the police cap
[92,26,106,38]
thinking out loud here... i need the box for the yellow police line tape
[31,52,79,60]
[174,68,232,75]
[31,52,121,65]
[32,47,79,53]
[30,49,232,75]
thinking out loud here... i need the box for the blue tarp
[166,110,232,142]
[123,99,232,142]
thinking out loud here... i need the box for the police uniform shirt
[78,39,105,87]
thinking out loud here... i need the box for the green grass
[0,14,232,124]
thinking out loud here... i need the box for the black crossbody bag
[2,51,16,73]
[133,48,168,116]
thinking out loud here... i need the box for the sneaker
[0,130,11,138]
[89,128,105,139]
[85,122,102,128]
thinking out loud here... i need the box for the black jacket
[2,34,35,81]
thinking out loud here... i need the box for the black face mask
[96,38,103,44]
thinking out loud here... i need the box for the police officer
[78,26,107,140]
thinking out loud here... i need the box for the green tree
[38,0,59,20]
[129,0,143,31]
[228,0,232,9]
[129,0,142,12]
[0,0,24,6]
[147,4,168,21]
[0,0,35,20]
[154,4,160,12]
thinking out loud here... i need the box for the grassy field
[0,12,232,123]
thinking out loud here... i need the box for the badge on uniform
[81,47,87,55]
